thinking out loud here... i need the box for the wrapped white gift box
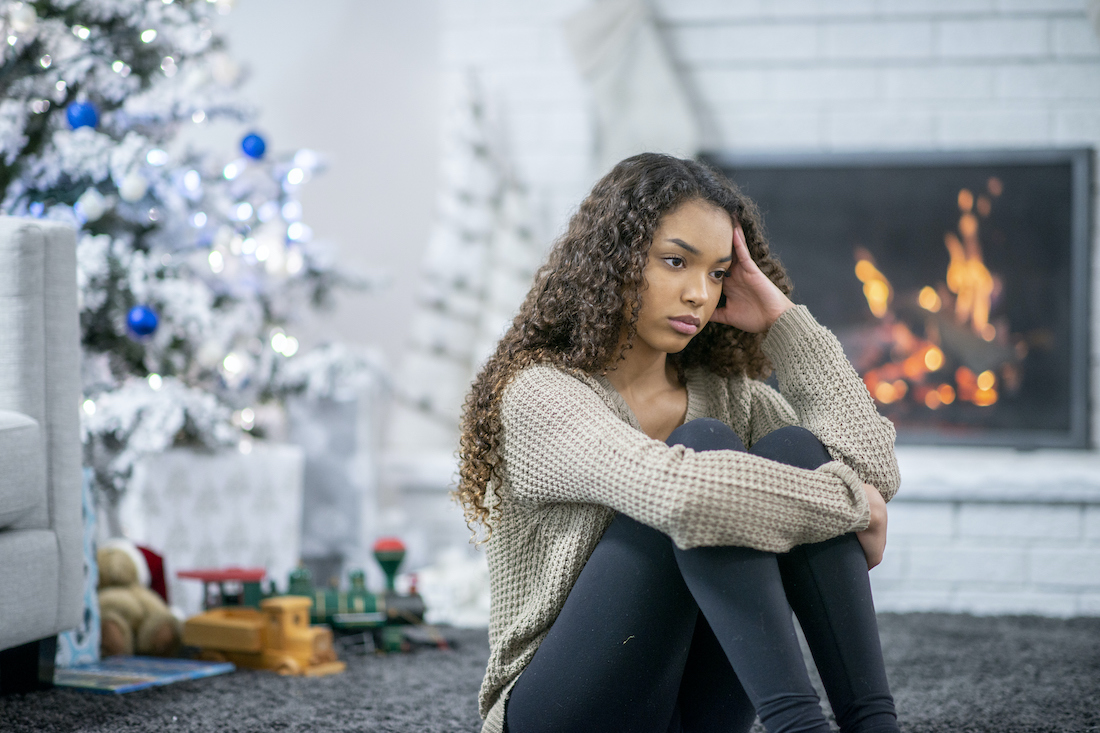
[118,441,305,617]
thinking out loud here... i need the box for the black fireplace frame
[703,148,1094,450]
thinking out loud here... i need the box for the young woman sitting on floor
[457,153,901,733]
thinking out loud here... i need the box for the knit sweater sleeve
[498,365,871,553]
[750,305,901,502]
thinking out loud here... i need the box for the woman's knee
[750,425,831,470]
[598,514,682,580]
[667,418,745,452]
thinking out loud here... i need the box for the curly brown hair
[454,153,792,535]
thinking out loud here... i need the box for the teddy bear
[97,540,182,657]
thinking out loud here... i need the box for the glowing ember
[957,188,974,212]
[918,286,941,312]
[976,195,992,217]
[924,347,944,371]
[976,370,996,391]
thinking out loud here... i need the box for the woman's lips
[669,316,700,335]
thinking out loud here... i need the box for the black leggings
[504,419,899,733]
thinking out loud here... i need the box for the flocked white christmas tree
[388,74,542,453]
[0,0,377,517]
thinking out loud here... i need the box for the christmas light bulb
[222,353,243,374]
[183,170,202,192]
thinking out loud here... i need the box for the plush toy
[97,540,182,657]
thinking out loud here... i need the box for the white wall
[214,0,439,368]
[437,0,1100,615]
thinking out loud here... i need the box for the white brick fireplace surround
[427,0,1100,616]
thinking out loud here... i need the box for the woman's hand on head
[709,225,794,333]
[856,483,888,570]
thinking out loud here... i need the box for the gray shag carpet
[2,613,1098,732]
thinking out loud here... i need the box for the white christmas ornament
[8,3,37,33]
[208,52,240,86]
[77,188,108,222]
[118,172,148,202]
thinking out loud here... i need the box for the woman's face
[633,198,734,355]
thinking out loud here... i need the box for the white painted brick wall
[436,0,1100,616]
[957,505,1083,539]
[826,20,935,59]
[937,18,1049,58]
[871,450,1100,615]
[1085,507,1100,541]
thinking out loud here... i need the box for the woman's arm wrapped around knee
[499,364,871,553]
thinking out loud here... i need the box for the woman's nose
[683,275,707,305]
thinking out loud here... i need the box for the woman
[457,153,901,733]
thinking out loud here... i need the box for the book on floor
[53,656,234,694]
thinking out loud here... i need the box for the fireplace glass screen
[706,150,1092,448]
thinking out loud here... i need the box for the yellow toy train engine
[180,571,345,677]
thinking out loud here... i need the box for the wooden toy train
[179,538,427,671]
[181,591,345,677]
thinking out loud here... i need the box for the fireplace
[705,149,1093,449]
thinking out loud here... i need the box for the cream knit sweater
[478,305,900,733]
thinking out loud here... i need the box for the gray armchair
[0,217,82,692]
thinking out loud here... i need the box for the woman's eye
[663,256,685,268]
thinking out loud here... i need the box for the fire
[854,250,892,318]
[944,231,994,333]
[855,177,1019,411]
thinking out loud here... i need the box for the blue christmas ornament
[240,132,266,159]
[126,305,159,337]
[66,101,99,130]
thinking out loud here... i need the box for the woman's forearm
[757,306,901,500]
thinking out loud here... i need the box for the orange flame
[944,230,994,334]
[854,251,892,318]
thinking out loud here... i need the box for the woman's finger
[732,226,757,273]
